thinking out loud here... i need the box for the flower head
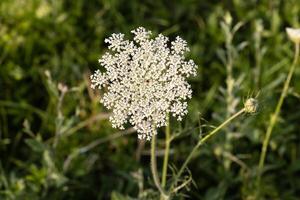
[91,27,197,140]
[286,27,300,44]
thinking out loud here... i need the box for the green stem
[151,132,169,199]
[257,43,299,188]
[170,108,245,192]
[162,115,171,188]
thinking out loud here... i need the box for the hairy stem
[161,115,171,188]
[257,43,299,189]
[170,108,245,192]
[151,132,168,199]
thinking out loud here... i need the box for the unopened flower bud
[58,83,68,93]
[244,98,258,114]
[286,27,300,44]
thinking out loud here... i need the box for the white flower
[131,27,151,43]
[91,27,197,140]
[171,36,189,55]
[286,27,300,43]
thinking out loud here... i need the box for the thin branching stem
[257,43,299,189]
[170,108,245,192]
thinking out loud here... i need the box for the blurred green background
[1,0,300,199]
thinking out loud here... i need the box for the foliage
[1,0,300,199]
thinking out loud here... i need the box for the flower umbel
[91,27,197,140]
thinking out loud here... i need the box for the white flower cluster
[91,27,197,140]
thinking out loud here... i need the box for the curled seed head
[244,98,258,114]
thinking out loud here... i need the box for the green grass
[1,0,300,199]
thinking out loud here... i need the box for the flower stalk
[257,40,300,190]
[170,108,246,192]
[161,115,171,196]
[151,132,169,199]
